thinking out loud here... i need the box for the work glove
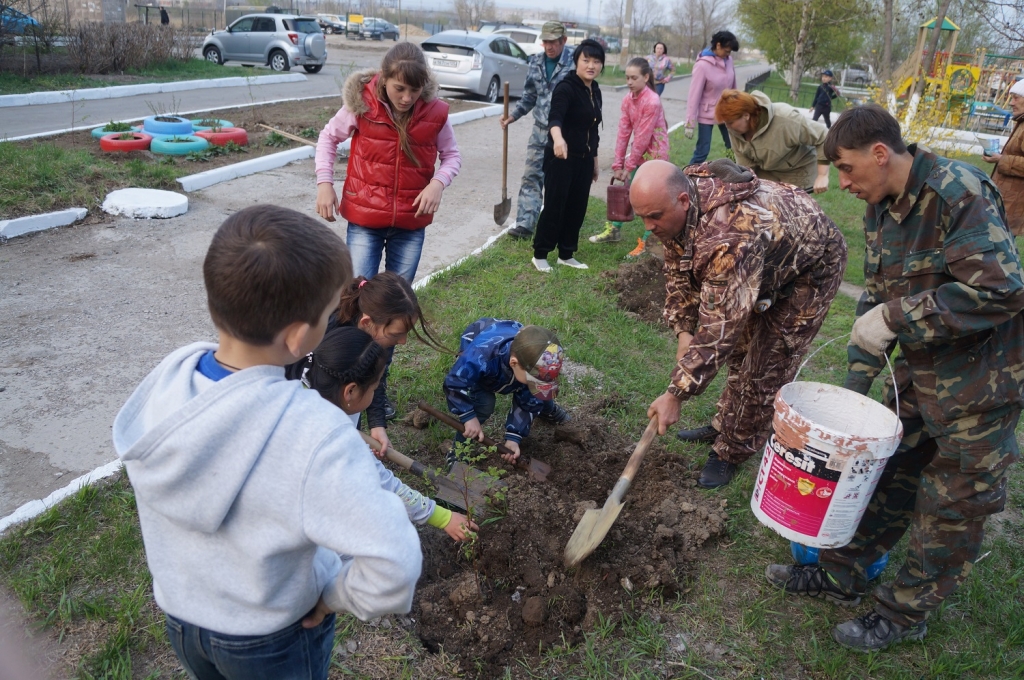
[684,126,694,139]
[850,305,897,358]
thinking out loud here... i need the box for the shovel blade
[563,500,625,568]
[524,457,551,482]
[494,198,511,226]
[435,462,507,517]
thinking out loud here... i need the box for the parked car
[422,30,528,103]
[316,13,346,34]
[202,13,327,73]
[840,63,874,87]
[492,26,543,56]
[356,17,399,40]
[604,37,620,53]
[0,4,40,36]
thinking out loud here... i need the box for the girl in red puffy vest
[315,42,462,283]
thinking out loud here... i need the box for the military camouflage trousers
[710,236,847,465]
[820,380,1019,627]
[514,124,549,233]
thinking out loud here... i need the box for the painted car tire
[99,132,153,152]
[195,127,248,146]
[150,135,210,155]
[91,124,135,139]
[142,115,194,135]
[189,118,234,132]
[131,125,178,141]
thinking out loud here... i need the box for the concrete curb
[0,460,123,535]
[0,73,307,108]
[176,103,503,193]
[0,207,87,239]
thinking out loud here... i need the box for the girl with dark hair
[685,30,738,165]
[590,57,668,257]
[531,38,604,272]
[289,271,448,456]
[305,326,477,542]
[646,42,673,96]
[314,42,462,283]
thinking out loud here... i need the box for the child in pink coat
[685,31,739,165]
[589,57,668,257]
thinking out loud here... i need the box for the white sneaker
[557,257,589,269]
[532,257,552,272]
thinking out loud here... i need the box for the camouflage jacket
[663,164,844,399]
[846,145,1024,428]
[509,46,575,129]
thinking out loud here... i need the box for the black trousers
[533,151,593,260]
[812,106,832,128]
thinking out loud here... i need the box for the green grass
[2,194,1020,677]
[0,59,272,95]
[596,61,693,88]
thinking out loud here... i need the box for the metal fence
[744,68,771,91]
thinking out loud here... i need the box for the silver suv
[202,14,327,73]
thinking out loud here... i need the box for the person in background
[811,70,841,129]
[159,6,169,25]
[500,22,575,240]
[647,42,673,96]
[983,78,1024,235]
[684,31,739,165]
[531,38,604,272]
[589,57,668,258]
[715,89,831,193]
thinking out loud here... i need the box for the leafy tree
[738,0,871,99]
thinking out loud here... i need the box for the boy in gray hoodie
[112,205,421,680]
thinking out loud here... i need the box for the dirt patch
[407,399,727,677]
[608,248,668,326]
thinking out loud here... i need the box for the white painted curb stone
[102,188,189,219]
[178,146,316,192]
[0,73,307,108]
[0,207,87,239]
[0,461,123,535]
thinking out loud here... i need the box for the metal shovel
[358,432,503,514]
[494,81,511,226]
[417,401,551,482]
[564,415,659,568]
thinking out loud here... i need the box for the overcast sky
[401,0,609,26]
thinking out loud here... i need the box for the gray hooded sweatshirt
[112,342,421,636]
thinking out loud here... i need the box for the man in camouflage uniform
[636,159,847,489]
[767,104,1024,652]
[500,21,574,239]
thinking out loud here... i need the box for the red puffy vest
[341,75,449,230]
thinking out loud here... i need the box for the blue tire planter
[189,118,233,131]
[92,124,135,139]
[142,115,194,136]
[150,135,211,155]
[131,125,177,141]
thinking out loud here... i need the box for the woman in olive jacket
[531,39,605,272]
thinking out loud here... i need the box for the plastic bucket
[751,381,903,549]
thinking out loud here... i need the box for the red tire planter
[99,132,153,152]
[195,127,249,147]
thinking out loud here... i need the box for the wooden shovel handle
[358,431,429,478]
[417,401,521,460]
[608,415,659,506]
[502,81,509,193]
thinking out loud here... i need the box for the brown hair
[714,89,761,123]
[203,205,351,345]
[335,272,449,353]
[824,104,907,161]
[375,42,432,167]
[627,57,656,92]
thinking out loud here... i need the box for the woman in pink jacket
[685,31,739,165]
[589,57,668,256]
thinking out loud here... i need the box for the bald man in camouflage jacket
[635,159,847,489]
[766,105,1024,653]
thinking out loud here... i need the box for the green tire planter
[190,118,234,132]
[150,135,211,155]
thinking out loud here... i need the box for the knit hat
[539,21,566,41]
[1011,78,1024,97]
[511,325,563,400]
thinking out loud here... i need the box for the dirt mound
[609,255,667,326]
[410,401,727,676]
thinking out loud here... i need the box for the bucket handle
[792,332,900,430]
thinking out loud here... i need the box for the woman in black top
[531,39,604,272]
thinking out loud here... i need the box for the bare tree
[451,0,495,30]
[672,0,732,60]
[964,0,1024,45]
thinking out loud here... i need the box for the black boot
[698,452,736,489]
[540,403,571,424]
[382,395,397,421]
[677,424,718,444]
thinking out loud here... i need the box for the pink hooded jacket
[613,86,669,172]
[686,51,736,126]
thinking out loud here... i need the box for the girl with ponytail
[304,326,476,542]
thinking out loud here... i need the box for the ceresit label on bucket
[752,433,888,547]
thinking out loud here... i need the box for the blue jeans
[345,223,426,282]
[165,613,336,680]
[655,83,665,96]
[689,123,733,165]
